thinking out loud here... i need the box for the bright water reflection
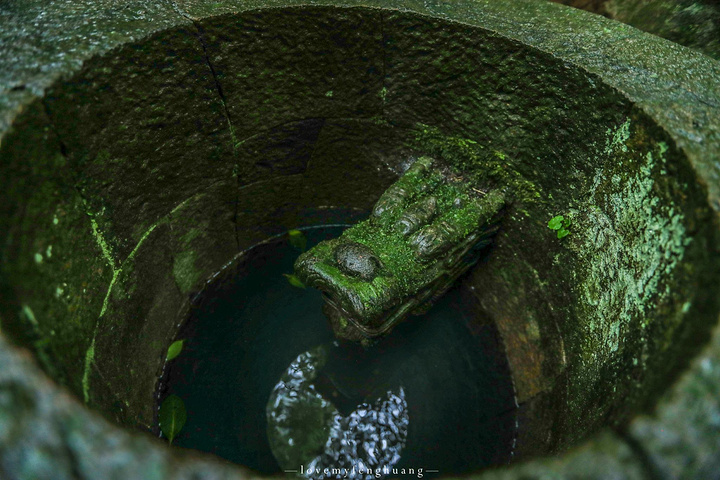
[157,225,516,478]
[267,345,408,479]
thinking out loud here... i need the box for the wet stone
[475,430,646,480]
[1,1,720,479]
[627,320,720,478]
[0,335,252,480]
[334,243,383,281]
[295,156,505,342]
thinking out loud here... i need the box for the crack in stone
[77,187,215,404]
[168,0,237,151]
[380,12,388,122]
[190,22,238,148]
[170,3,244,251]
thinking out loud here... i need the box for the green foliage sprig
[159,394,186,445]
[288,229,307,252]
[166,340,185,361]
[285,230,307,288]
[548,215,571,239]
[283,273,306,289]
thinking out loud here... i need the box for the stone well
[1,0,719,478]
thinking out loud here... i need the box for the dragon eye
[333,242,382,281]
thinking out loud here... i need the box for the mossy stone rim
[1,1,719,479]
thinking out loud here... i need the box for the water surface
[157,226,516,478]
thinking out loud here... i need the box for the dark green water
[156,226,517,478]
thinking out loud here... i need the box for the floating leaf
[283,273,306,289]
[288,229,307,252]
[166,340,185,361]
[557,229,570,239]
[159,394,186,445]
[547,215,564,230]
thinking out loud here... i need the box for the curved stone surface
[605,0,720,61]
[1,1,719,479]
[627,318,720,479]
[476,431,646,480]
[0,335,257,480]
[480,311,720,479]
[0,0,190,132]
[551,0,720,61]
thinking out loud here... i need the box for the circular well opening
[1,4,719,478]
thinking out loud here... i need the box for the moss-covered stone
[548,0,608,14]
[605,0,720,61]
[555,113,718,444]
[548,0,720,60]
[0,333,257,480]
[296,155,505,342]
[0,101,112,399]
[196,8,385,141]
[43,26,236,263]
[476,430,646,480]
[1,0,719,479]
[0,0,187,98]
[628,317,720,478]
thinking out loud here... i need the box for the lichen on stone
[173,250,200,295]
[570,118,689,373]
[410,124,542,210]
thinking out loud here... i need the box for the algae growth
[562,117,691,424]
[295,155,505,341]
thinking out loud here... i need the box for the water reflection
[267,345,408,479]
[157,225,515,477]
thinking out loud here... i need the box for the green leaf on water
[557,228,570,239]
[159,394,186,445]
[288,229,307,252]
[283,273,305,289]
[166,340,184,361]
[547,215,564,230]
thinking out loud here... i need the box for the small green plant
[548,215,571,239]
[159,394,187,445]
[283,273,306,289]
[166,340,185,361]
[285,230,307,288]
[288,229,307,252]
